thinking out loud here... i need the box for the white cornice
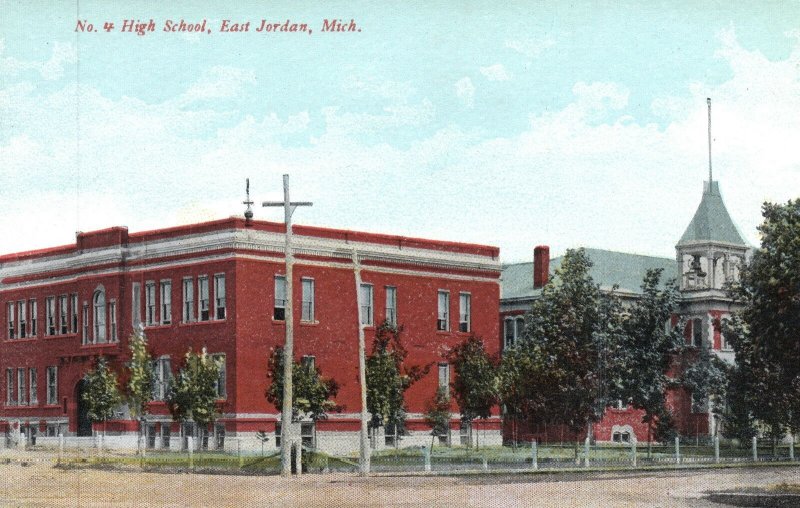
[1,227,500,291]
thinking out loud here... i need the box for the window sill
[4,337,39,343]
[44,333,79,340]
[299,320,319,326]
[436,330,452,335]
[177,319,225,328]
[455,330,471,336]
[81,342,120,349]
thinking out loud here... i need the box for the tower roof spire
[707,97,712,183]
[677,99,747,248]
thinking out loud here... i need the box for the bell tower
[675,99,749,353]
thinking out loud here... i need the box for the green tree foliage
[167,348,221,428]
[613,269,684,441]
[82,356,123,429]
[726,199,800,438]
[424,387,452,446]
[718,318,757,441]
[365,322,429,436]
[520,248,605,436]
[681,343,730,436]
[265,346,340,421]
[449,334,498,443]
[126,328,154,419]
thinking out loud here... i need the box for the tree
[522,248,605,443]
[167,348,221,433]
[365,322,429,444]
[613,269,684,442]
[680,344,729,437]
[424,387,452,448]
[449,335,498,448]
[82,356,123,439]
[265,346,340,422]
[126,327,154,453]
[726,199,800,442]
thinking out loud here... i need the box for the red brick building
[500,179,748,444]
[0,217,502,453]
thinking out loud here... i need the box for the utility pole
[263,174,312,477]
[352,250,370,475]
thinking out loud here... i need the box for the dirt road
[0,461,798,507]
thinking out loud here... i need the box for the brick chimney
[533,245,550,289]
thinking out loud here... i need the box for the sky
[1,1,799,262]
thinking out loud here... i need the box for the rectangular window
[214,274,226,320]
[46,366,57,405]
[504,319,515,349]
[275,422,282,448]
[438,362,450,393]
[82,304,89,344]
[109,301,117,342]
[6,368,14,405]
[160,281,172,325]
[385,422,398,447]
[152,357,172,401]
[70,294,78,334]
[17,300,26,338]
[301,278,314,322]
[360,284,373,326]
[459,293,471,333]
[460,421,471,446]
[692,318,703,347]
[145,282,156,326]
[161,426,171,449]
[182,278,194,323]
[385,286,397,326]
[46,297,55,336]
[274,275,286,321]
[198,276,209,321]
[59,295,68,334]
[301,355,316,370]
[301,422,315,449]
[29,368,37,404]
[212,354,226,399]
[437,291,450,331]
[17,368,26,405]
[29,299,37,337]
[132,282,141,328]
[7,301,15,339]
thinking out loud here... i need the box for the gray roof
[501,248,679,301]
[677,181,747,247]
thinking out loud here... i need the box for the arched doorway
[75,380,93,437]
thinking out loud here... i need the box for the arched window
[93,289,106,343]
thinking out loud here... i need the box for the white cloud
[1,29,799,265]
[0,39,76,80]
[479,64,511,82]
[505,36,556,59]
[177,65,257,104]
[455,77,475,108]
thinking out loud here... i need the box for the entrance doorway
[75,380,93,436]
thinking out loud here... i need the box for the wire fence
[4,435,797,476]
